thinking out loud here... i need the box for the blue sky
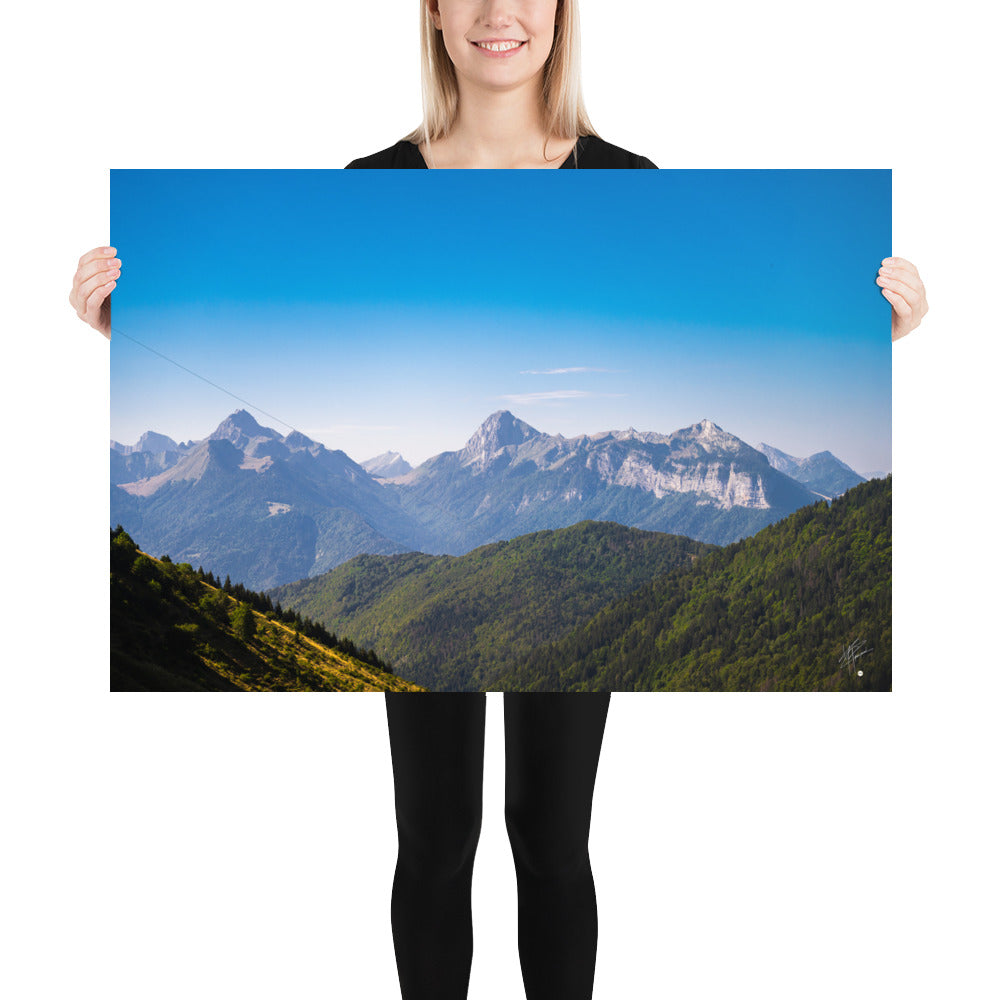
[111,169,890,473]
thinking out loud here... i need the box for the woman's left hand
[877,257,928,341]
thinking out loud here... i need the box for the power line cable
[111,325,301,434]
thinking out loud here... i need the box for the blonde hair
[403,0,598,153]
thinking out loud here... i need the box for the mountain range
[110,409,868,590]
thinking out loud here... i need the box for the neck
[430,76,564,168]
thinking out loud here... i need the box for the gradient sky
[111,169,890,474]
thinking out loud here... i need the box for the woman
[70,3,928,998]
[347,0,653,170]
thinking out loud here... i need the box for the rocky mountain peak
[675,418,742,453]
[460,411,542,468]
[210,409,280,450]
[283,429,320,451]
[362,451,413,479]
[757,442,796,474]
[468,410,539,449]
[693,418,724,438]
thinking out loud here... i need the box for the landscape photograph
[110,169,890,692]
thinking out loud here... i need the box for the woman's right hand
[69,246,121,339]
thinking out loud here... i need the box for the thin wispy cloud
[519,366,624,375]
[501,390,626,405]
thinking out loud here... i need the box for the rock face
[110,409,842,589]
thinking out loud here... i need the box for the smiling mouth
[471,39,527,53]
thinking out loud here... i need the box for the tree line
[111,525,393,674]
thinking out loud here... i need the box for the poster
[110,169,890,692]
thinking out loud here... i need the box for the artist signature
[839,637,873,677]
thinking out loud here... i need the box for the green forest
[110,526,421,692]
[112,475,891,693]
[272,478,890,692]
[504,477,892,691]
[270,521,714,691]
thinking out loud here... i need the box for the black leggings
[385,692,611,1000]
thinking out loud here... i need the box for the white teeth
[476,40,523,52]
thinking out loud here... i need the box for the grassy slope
[110,531,422,692]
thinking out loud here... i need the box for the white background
[3,2,997,998]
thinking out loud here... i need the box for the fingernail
[104,247,116,255]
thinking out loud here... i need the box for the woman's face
[429,0,560,94]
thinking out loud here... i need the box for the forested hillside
[110,526,420,692]
[502,477,891,691]
[270,521,713,691]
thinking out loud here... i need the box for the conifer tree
[230,603,256,642]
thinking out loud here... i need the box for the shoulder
[345,140,426,169]
[573,136,657,169]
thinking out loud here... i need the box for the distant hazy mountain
[111,408,850,589]
[110,430,190,485]
[757,442,864,499]
[361,451,413,479]
[111,430,185,456]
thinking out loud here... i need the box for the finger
[877,275,928,324]
[876,274,921,301]
[84,279,115,328]
[71,260,119,317]
[77,246,117,268]
[880,286,912,320]
[879,258,923,287]
[76,263,121,306]
[74,256,121,295]
[880,258,926,298]
[881,256,918,274]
